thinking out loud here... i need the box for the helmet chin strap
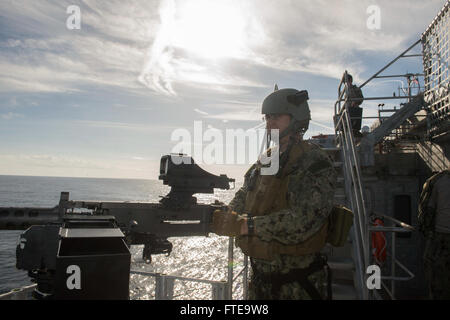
[264,119,306,177]
[280,119,304,140]
[266,119,304,151]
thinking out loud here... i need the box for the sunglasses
[262,114,283,121]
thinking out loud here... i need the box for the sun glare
[140,0,266,94]
[171,0,247,59]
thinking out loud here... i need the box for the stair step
[328,242,355,282]
[334,187,345,195]
[332,283,358,300]
[330,242,353,257]
[333,162,343,168]
[320,243,333,256]
[333,192,346,202]
[331,269,354,282]
[328,255,354,269]
[328,260,354,271]
[335,176,379,184]
[322,147,341,152]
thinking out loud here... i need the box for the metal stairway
[321,146,359,300]
[330,66,423,299]
[320,1,449,299]
[332,70,370,300]
[364,94,425,146]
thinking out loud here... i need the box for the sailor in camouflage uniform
[419,170,450,300]
[212,88,337,300]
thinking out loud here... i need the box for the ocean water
[0,175,244,299]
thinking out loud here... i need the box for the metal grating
[422,0,450,137]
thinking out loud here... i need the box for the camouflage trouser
[423,232,450,300]
[248,256,329,300]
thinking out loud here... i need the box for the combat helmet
[262,87,311,138]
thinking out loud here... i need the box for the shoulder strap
[418,170,450,233]
[420,170,450,207]
[278,141,311,178]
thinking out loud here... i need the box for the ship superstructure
[325,0,450,299]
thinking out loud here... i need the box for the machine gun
[0,154,235,262]
[0,154,234,299]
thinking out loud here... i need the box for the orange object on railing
[371,218,387,265]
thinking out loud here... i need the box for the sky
[0,0,446,181]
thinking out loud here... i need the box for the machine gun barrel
[0,206,60,230]
[0,193,221,236]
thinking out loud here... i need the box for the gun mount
[0,154,235,298]
[159,154,233,208]
[16,215,130,299]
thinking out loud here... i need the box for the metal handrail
[131,236,249,300]
[333,39,426,300]
[233,266,247,282]
[130,270,229,285]
[359,39,421,89]
[0,284,37,300]
[337,95,420,101]
[334,71,369,300]
[2,237,250,301]
[368,214,416,300]
[373,213,415,231]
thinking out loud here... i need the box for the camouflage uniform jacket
[348,84,364,107]
[229,141,337,272]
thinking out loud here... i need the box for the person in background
[418,169,450,299]
[346,74,364,137]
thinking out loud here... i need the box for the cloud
[138,0,443,95]
[0,0,445,180]
[0,35,148,93]
[0,0,443,97]
[194,108,209,116]
[74,120,178,132]
[0,154,113,170]
[138,0,272,95]
[194,100,261,122]
[310,120,334,132]
[204,111,262,122]
[0,153,159,179]
[1,112,23,120]
[0,1,158,94]
[247,0,443,83]
[10,97,18,107]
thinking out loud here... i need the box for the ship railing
[131,237,250,300]
[422,0,450,139]
[334,39,425,137]
[0,238,250,300]
[0,284,37,300]
[334,38,427,299]
[368,214,415,300]
[377,105,427,143]
[334,71,369,300]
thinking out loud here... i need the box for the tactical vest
[418,170,450,235]
[236,141,353,261]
